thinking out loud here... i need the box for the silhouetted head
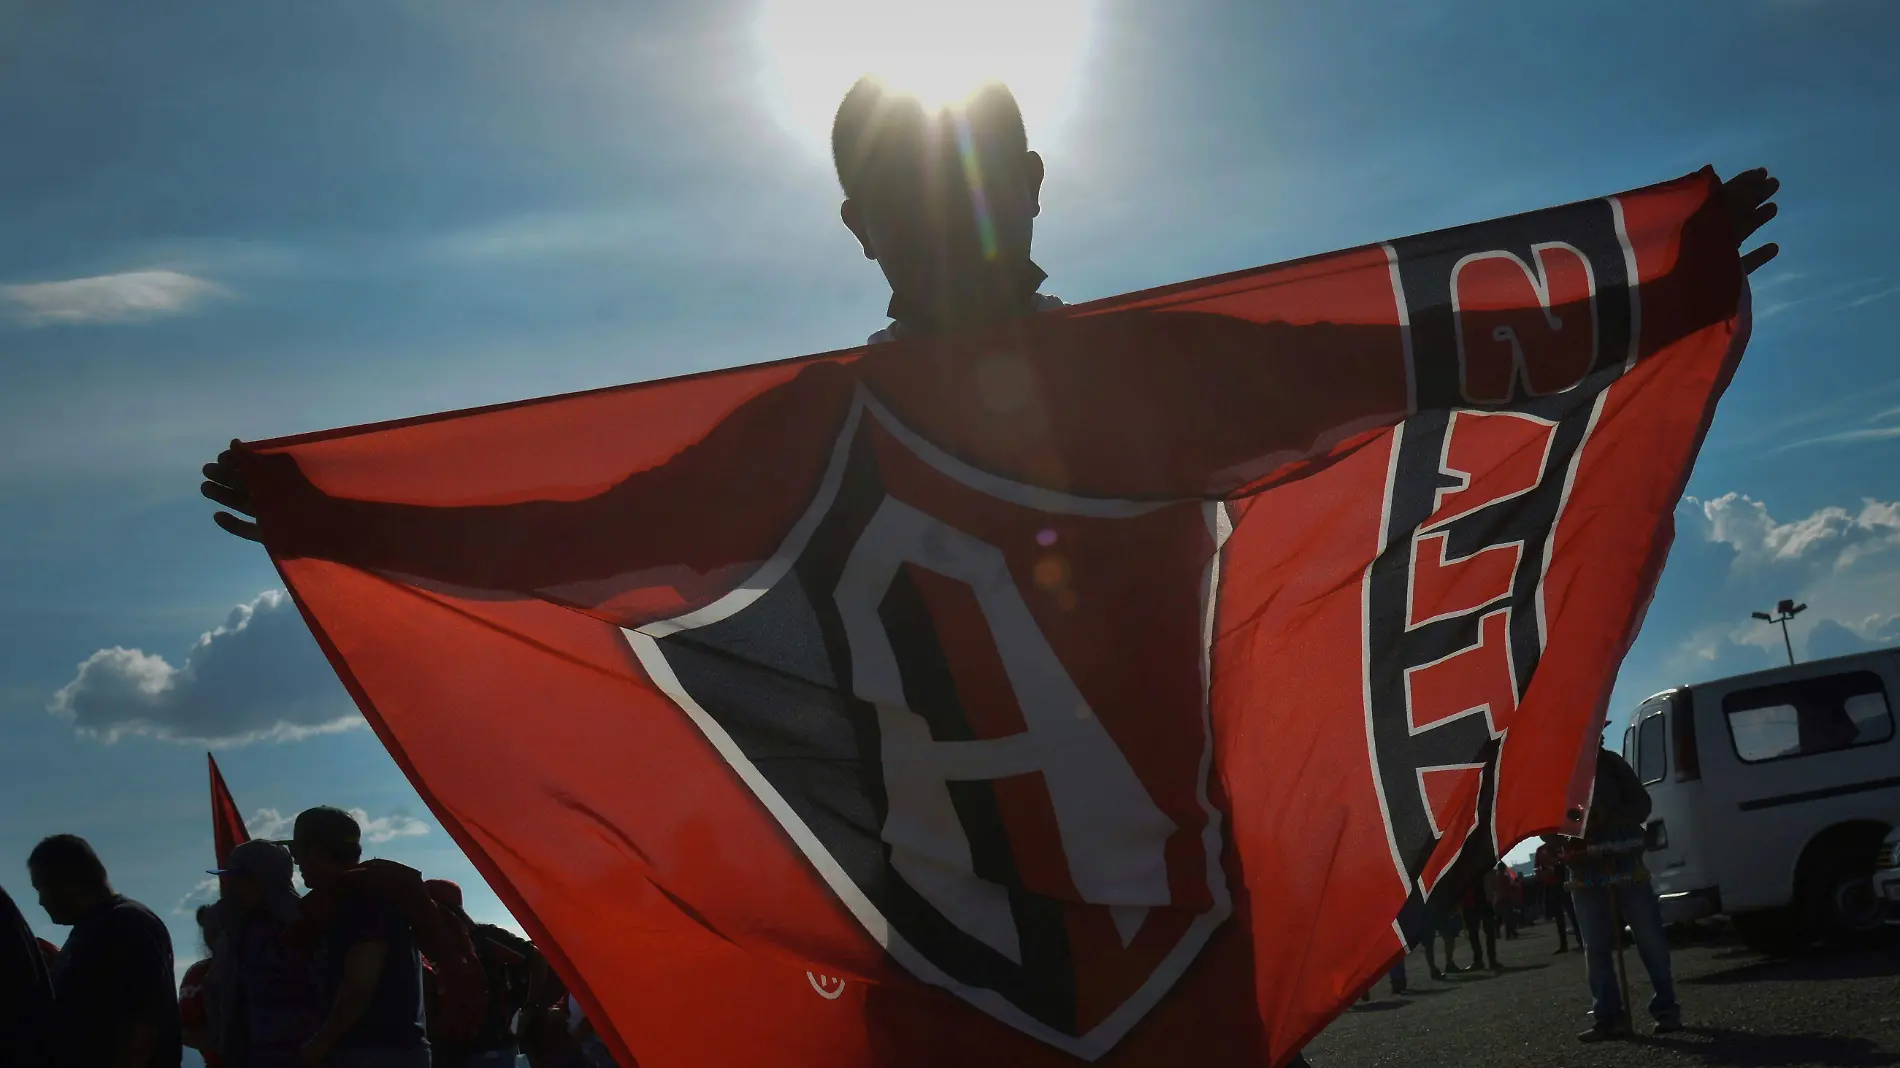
[426,878,475,932]
[290,806,361,892]
[425,878,463,911]
[195,902,224,951]
[212,838,299,917]
[27,834,111,925]
[833,77,1046,334]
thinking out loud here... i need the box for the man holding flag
[198,76,1777,1067]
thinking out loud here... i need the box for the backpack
[333,860,490,1046]
[471,924,532,1044]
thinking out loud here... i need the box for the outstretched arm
[205,362,857,602]
[1723,167,1780,275]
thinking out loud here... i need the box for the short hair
[27,835,108,888]
[293,806,363,865]
[831,77,1029,203]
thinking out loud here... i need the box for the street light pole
[1751,599,1808,667]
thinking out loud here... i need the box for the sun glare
[755,0,1095,157]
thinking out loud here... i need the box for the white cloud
[1848,283,1900,310]
[1,269,225,326]
[1635,494,1900,697]
[246,808,296,841]
[357,810,431,844]
[173,876,220,917]
[1784,401,1900,449]
[1698,492,1900,571]
[48,590,362,745]
[1791,426,1900,448]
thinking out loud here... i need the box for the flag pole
[1610,890,1633,1036]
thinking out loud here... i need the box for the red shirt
[179,957,223,1068]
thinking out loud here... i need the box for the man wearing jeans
[1567,745,1680,1041]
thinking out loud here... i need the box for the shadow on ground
[1347,999,1411,1013]
[1644,1026,1899,1067]
[1687,949,1900,987]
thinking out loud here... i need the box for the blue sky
[3,0,1897,963]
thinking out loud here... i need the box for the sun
[754,0,1096,158]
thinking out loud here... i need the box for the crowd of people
[1,806,620,1068]
[5,743,1685,1068]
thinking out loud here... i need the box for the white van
[1624,646,1899,951]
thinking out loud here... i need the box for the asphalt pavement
[1301,916,1900,1067]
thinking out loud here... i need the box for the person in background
[1415,923,1441,983]
[1382,953,1408,999]
[516,955,572,1068]
[1569,744,1680,1041]
[1,881,54,1068]
[1534,837,1579,953]
[560,996,616,1068]
[28,834,182,1068]
[1486,862,1519,943]
[290,808,428,1068]
[517,1004,577,1068]
[1386,897,1445,993]
[422,880,534,1068]
[1433,899,1464,978]
[210,839,321,1068]
[180,905,225,1068]
[1460,874,1501,973]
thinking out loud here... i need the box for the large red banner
[243,170,1746,1066]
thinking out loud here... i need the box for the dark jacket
[1,883,53,1068]
[46,895,182,1068]
[1584,747,1651,842]
[214,907,321,1068]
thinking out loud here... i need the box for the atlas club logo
[624,391,1228,1060]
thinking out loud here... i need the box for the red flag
[209,753,250,868]
[244,170,1745,1067]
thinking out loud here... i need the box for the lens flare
[754,0,1095,157]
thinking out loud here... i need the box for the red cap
[425,878,464,910]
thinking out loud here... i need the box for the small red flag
[243,170,1745,1066]
[209,753,250,869]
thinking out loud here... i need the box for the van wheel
[1802,852,1883,947]
[1732,909,1804,955]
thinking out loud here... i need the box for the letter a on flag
[242,171,1749,1067]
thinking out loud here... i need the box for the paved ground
[1302,918,1900,1067]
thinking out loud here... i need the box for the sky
[3,0,1898,969]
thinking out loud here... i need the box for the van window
[1669,689,1700,780]
[1723,670,1894,764]
[1636,712,1667,784]
[1633,691,1698,781]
